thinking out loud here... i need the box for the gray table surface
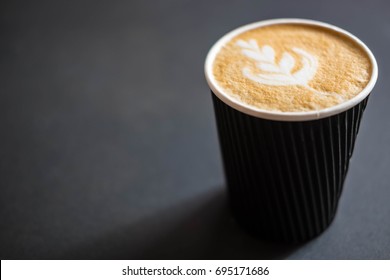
[1,0,389,259]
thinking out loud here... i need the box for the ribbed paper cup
[205,19,378,243]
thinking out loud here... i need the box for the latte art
[211,23,372,112]
[238,41,318,87]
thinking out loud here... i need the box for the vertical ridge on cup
[212,94,369,243]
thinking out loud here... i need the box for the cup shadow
[60,187,302,259]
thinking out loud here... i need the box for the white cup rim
[204,18,378,121]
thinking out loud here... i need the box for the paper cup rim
[204,18,378,121]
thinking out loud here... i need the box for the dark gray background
[1,0,389,259]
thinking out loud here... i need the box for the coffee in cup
[205,19,378,243]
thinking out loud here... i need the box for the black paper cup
[205,19,378,243]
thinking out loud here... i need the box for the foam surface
[212,24,372,112]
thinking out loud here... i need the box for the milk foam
[212,23,372,112]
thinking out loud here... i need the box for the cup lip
[204,18,378,121]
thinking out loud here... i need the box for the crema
[212,23,372,112]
